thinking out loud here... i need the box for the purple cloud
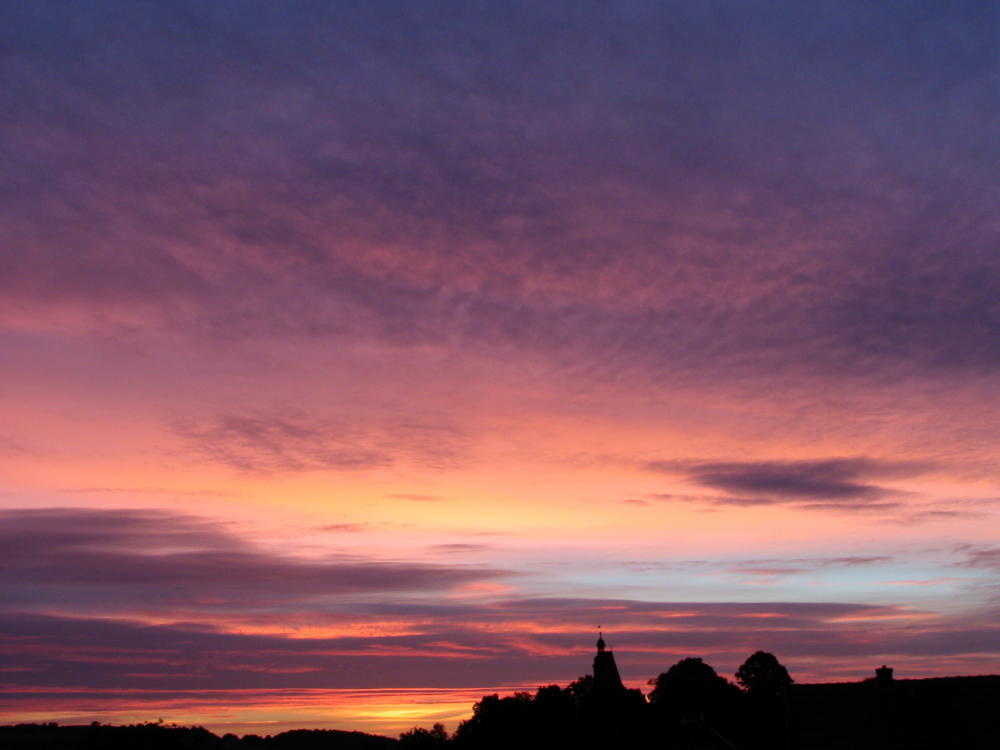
[0,1,997,390]
[644,458,936,511]
[0,501,996,696]
[0,508,505,614]
[3,597,998,694]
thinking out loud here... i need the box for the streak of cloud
[0,508,506,614]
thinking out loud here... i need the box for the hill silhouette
[0,723,397,750]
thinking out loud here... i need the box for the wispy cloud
[955,546,1000,570]
[317,523,370,534]
[430,544,491,554]
[61,487,241,498]
[171,413,392,474]
[0,437,31,456]
[171,411,466,475]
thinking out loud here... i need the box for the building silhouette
[591,631,625,693]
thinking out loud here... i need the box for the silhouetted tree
[566,674,594,703]
[733,652,793,749]
[649,657,740,720]
[452,692,535,749]
[736,650,793,696]
[648,657,742,747]
[451,680,646,750]
[399,723,448,748]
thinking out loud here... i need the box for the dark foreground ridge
[0,724,398,750]
[4,640,1000,750]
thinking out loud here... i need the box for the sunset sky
[3,0,1000,738]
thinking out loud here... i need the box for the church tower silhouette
[592,631,625,693]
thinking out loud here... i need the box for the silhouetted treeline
[0,722,397,750]
[395,654,783,750]
[400,653,1000,750]
[442,676,647,750]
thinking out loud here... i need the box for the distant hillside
[0,723,398,750]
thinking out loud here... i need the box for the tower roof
[592,631,624,692]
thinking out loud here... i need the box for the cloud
[621,560,708,572]
[956,546,1000,570]
[61,487,241,498]
[0,437,31,456]
[881,578,967,587]
[0,507,241,555]
[430,544,490,554]
[171,412,392,474]
[1,1,998,392]
[0,508,506,615]
[892,505,993,525]
[317,523,369,533]
[620,556,890,576]
[645,458,932,511]
[3,594,998,695]
[721,556,890,579]
[172,412,466,474]
[726,566,804,578]
[649,458,894,499]
[821,556,892,567]
[646,493,779,508]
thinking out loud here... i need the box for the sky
[2,0,1000,738]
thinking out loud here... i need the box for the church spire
[592,630,624,692]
